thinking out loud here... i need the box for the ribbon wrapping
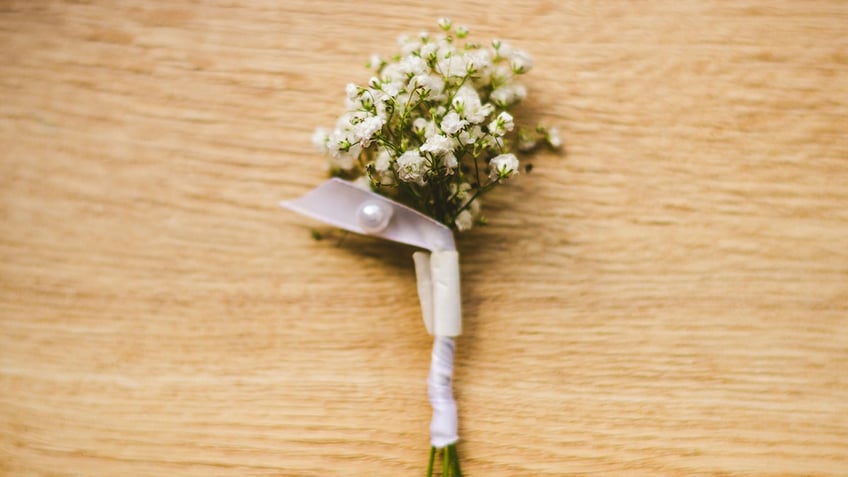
[428,335,458,448]
[281,178,461,447]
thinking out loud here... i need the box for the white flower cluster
[313,19,559,231]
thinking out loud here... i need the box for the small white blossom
[399,35,421,57]
[468,197,481,217]
[368,54,383,71]
[489,84,527,107]
[420,134,455,156]
[440,111,468,135]
[437,17,452,31]
[412,117,436,137]
[375,149,392,173]
[411,74,445,99]
[443,152,458,170]
[493,40,513,59]
[454,210,473,231]
[452,85,494,124]
[354,115,384,146]
[437,54,467,78]
[458,125,483,145]
[465,49,491,73]
[547,127,562,148]
[345,83,359,99]
[489,153,519,180]
[396,150,428,185]
[509,50,533,74]
[400,55,429,76]
[312,128,329,153]
[373,148,396,185]
[488,111,514,137]
[420,41,439,59]
[380,81,400,98]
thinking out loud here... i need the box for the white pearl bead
[357,201,392,234]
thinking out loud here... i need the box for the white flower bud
[397,150,428,185]
[454,210,473,231]
[489,153,519,180]
[311,128,329,154]
[420,134,455,156]
[440,111,468,135]
[547,127,562,148]
[510,50,533,74]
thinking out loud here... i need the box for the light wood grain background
[1,1,847,475]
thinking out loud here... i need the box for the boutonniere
[283,18,560,476]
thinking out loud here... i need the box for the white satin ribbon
[413,251,462,337]
[280,178,455,252]
[428,335,458,448]
[281,178,461,447]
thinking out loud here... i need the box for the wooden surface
[1,1,847,475]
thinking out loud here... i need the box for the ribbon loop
[281,179,455,252]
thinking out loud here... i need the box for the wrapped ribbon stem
[415,250,463,476]
[426,336,463,477]
[281,179,465,475]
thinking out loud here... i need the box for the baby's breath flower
[400,55,429,76]
[454,210,474,231]
[458,125,483,145]
[465,49,491,73]
[397,150,428,185]
[354,115,385,146]
[489,84,527,107]
[443,152,459,170]
[509,50,533,74]
[412,117,435,137]
[488,111,514,137]
[440,111,468,135]
[312,128,329,154]
[489,153,519,180]
[495,40,513,59]
[420,134,456,156]
[546,127,563,148]
[437,54,468,78]
[368,54,383,71]
[373,148,396,185]
[412,74,445,100]
[313,18,558,231]
[375,149,392,173]
[420,41,439,59]
[452,85,494,124]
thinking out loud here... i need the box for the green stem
[450,444,462,477]
[443,447,450,477]
[449,177,501,223]
[426,446,436,477]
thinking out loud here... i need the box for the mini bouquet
[283,18,559,476]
